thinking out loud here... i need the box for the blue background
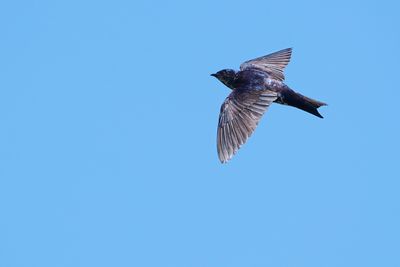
[1,0,399,266]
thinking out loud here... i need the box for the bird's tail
[282,88,327,118]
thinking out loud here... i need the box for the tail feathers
[302,95,327,108]
[283,90,327,118]
[301,95,327,118]
[305,104,324,118]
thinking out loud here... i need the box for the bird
[211,48,327,163]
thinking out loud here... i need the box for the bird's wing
[217,89,278,163]
[240,48,292,81]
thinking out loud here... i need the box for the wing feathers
[217,89,278,163]
[240,48,292,81]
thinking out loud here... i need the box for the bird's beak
[210,73,216,77]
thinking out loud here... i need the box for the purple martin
[211,48,327,163]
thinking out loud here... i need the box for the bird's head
[211,69,236,89]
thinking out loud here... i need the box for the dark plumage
[211,48,327,163]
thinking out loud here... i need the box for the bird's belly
[273,97,288,105]
[264,78,284,90]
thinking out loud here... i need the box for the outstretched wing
[217,89,278,163]
[240,48,292,81]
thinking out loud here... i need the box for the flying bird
[211,48,327,163]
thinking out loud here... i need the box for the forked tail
[281,88,327,118]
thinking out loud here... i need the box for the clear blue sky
[1,0,399,266]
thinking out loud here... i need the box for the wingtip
[277,47,292,54]
[218,152,234,164]
[219,156,231,164]
[219,159,227,164]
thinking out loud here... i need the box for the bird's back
[233,69,270,91]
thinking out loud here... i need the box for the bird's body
[211,48,327,163]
